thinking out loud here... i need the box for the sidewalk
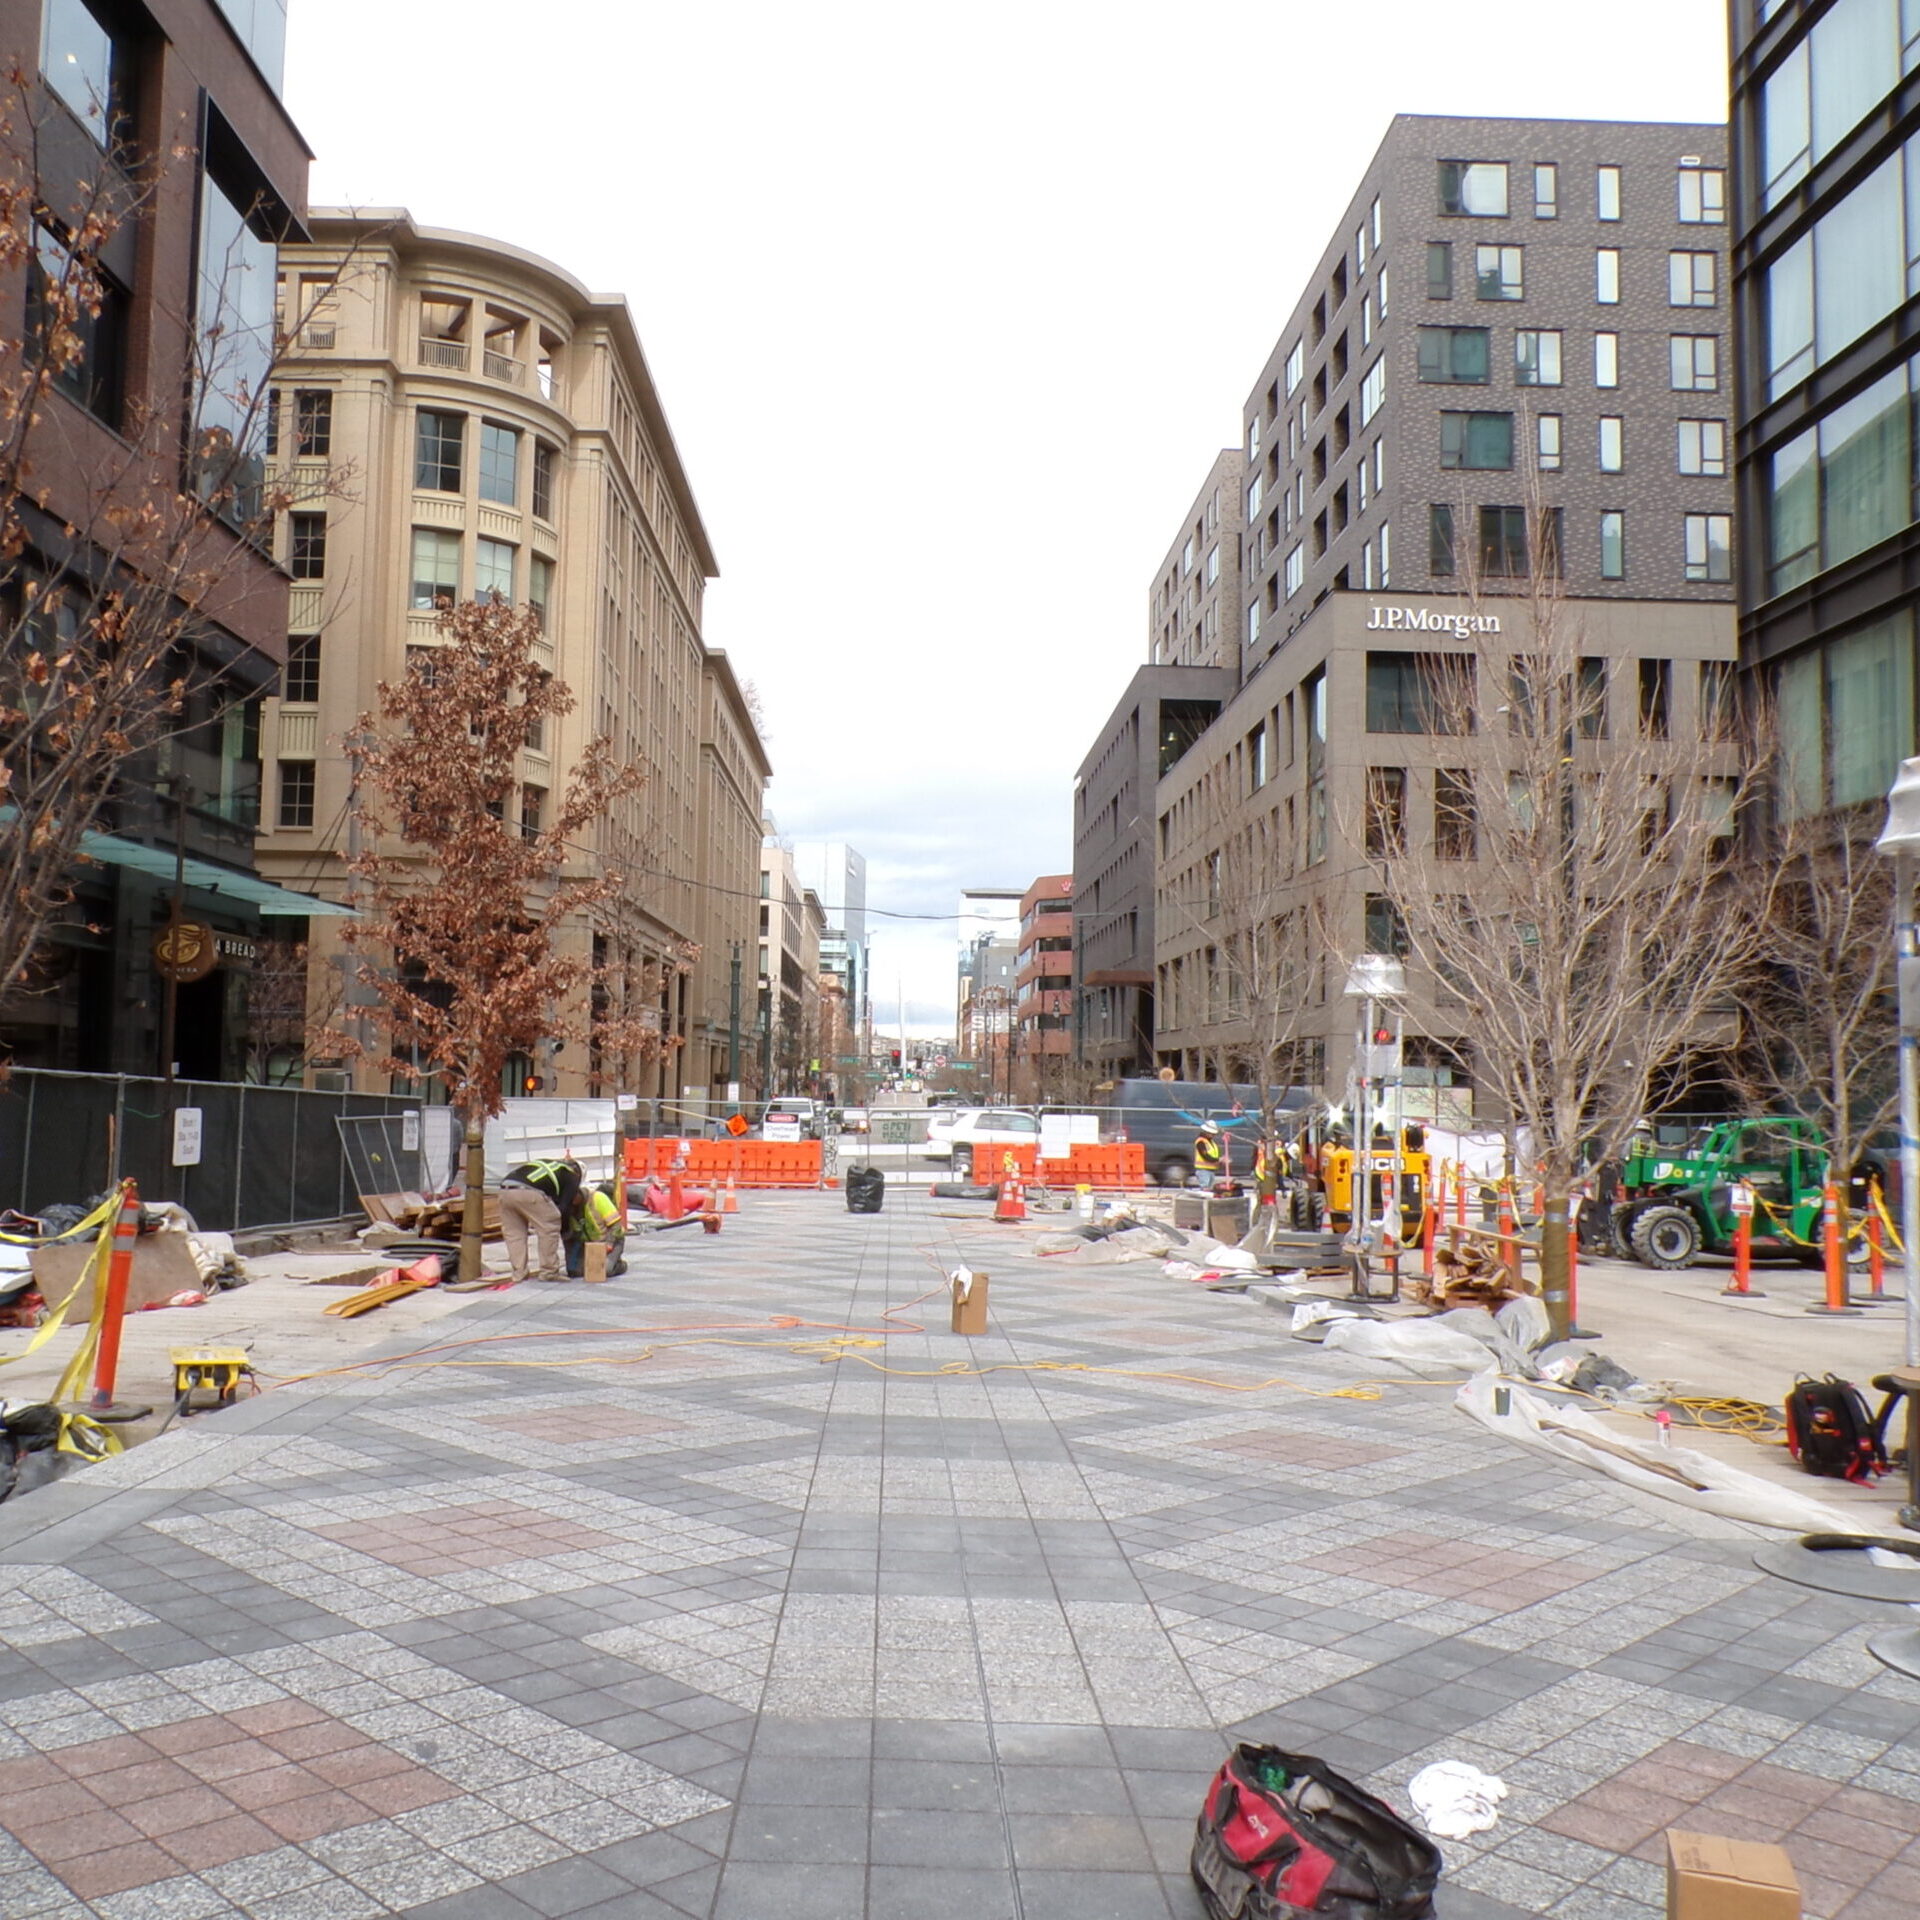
[0,1185,1914,1919]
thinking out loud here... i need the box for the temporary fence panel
[622,1137,824,1188]
[334,1112,428,1209]
[0,1069,421,1231]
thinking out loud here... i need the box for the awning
[77,831,354,917]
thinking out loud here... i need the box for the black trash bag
[30,1203,94,1241]
[845,1167,885,1214]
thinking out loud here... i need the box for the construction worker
[566,1181,629,1277]
[498,1156,581,1283]
[1192,1120,1225,1190]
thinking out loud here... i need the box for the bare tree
[1735,807,1895,1185]
[1360,529,1766,1337]
[330,597,667,1278]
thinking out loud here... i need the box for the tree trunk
[460,1115,486,1283]
[1537,1189,1572,1342]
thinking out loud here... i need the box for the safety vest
[579,1189,621,1241]
[1194,1133,1223,1170]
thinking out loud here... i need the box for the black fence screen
[0,1070,422,1231]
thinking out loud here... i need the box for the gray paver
[2,1184,1918,1919]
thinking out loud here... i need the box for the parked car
[759,1097,824,1140]
[840,1106,870,1135]
[1094,1078,1312,1187]
[925,1107,1043,1176]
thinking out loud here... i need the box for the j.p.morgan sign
[1365,604,1502,637]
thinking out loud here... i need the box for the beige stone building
[258,210,767,1102]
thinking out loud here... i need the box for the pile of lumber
[1406,1240,1526,1309]
[324,1253,445,1318]
[358,1192,501,1243]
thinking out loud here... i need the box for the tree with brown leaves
[336,595,670,1278]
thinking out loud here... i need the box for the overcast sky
[286,0,1729,1033]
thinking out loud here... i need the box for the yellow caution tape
[0,1191,121,1247]
[0,1204,117,1375]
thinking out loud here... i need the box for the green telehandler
[1597,1116,1880,1272]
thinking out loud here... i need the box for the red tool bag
[1190,1743,1442,1919]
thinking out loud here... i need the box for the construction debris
[323,1253,445,1318]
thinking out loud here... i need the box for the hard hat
[1199,1120,1222,1135]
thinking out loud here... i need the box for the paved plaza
[1,1185,1918,1919]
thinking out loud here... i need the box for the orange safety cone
[721,1175,740,1215]
[666,1164,686,1222]
[994,1170,1027,1222]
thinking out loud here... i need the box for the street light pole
[1874,757,1920,1368]
[727,941,742,1103]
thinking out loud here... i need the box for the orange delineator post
[1868,1207,1885,1297]
[1728,1207,1753,1295]
[1453,1163,1467,1230]
[1809,1181,1859,1315]
[1566,1218,1580,1330]
[1422,1173,1439,1276]
[89,1181,141,1413]
[1497,1183,1517,1279]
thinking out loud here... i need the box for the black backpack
[1785,1375,1887,1482]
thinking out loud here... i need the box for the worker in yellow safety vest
[1192,1121,1225,1190]
[565,1183,629,1278]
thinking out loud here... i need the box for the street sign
[948,1060,975,1070]
[725,1114,750,1137]
[616,1093,639,1112]
[172,1107,203,1167]
[401,1111,420,1153]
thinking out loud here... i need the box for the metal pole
[1898,850,1920,1368]
[727,941,741,1098]
[159,780,189,1082]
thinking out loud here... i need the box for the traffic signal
[890,1049,902,1066]
[522,1073,542,1094]
[1373,1027,1394,1046]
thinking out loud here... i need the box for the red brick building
[1012,874,1073,1100]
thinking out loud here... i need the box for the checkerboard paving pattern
[0,1183,1917,1918]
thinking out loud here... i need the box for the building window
[1429,502,1456,575]
[1514,329,1562,385]
[28,224,127,428]
[1379,518,1390,586]
[283,634,321,704]
[1206,543,1220,583]
[1578,657,1610,738]
[1247,475,1263,521]
[1475,245,1523,300]
[1670,333,1718,390]
[1479,505,1530,577]
[1766,155,1901,400]
[478,421,520,505]
[1534,163,1558,218]
[410,527,461,608]
[1678,164,1726,223]
[1439,160,1509,216]
[277,760,316,829]
[1435,768,1476,859]
[41,0,125,142]
[1595,248,1621,304]
[532,441,556,521]
[521,785,545,839]
[1779,614,1918,819]
[1639,658,1672,738]
[415,409,464,491]
[1378,263,1389,318]
[1763,2,1904,210]
[1600,509,1626,580]
[1595,331,1620,387]
[1285,341,1304,393]
[1441,411,1514,470]
[293,389,332,457]
[1668,250,1717,306]
[474,536,515,600]
[1284,543,1304,598]
[288,511,327,579]
[1596,164,1623,221]
[1247,603,1261,648]
[1365,768,1407,857]
[1701,659,1735,740]
[1367,652,1471,733]
[1417,325,1490,383]
[1304,666,1328,864]
[1765,361,1911,595]
[1536,414,1563,471]
[1427,241,1453,299]
[1684,512,1732,583]
[529,554,553,624]
[1598,416,1624,473]
[1676,419,1727,477]
[1359,356,1386,423]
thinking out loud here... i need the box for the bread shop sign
[152,922,258,983]
[1366,604,1502,637]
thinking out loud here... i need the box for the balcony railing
[419,337,469,370]
[484,350,524,385]
[298,325,335,350]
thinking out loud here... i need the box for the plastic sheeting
[1320,1317,1495,1375]
[1455,1372,1856,1533]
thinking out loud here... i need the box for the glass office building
[1733,0,1920,816]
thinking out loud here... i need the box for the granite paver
[0,1183,1916,1916]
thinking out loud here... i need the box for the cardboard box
[950,1269,989,1335]
[30,1233,201,1318]
[1665,1830,1800,1920]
